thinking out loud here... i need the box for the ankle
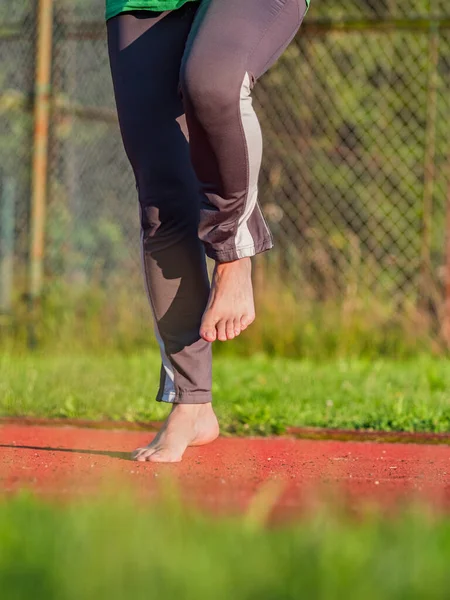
[216,257,251,272]
[172,402,212,413]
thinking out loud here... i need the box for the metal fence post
[28,0,54,344]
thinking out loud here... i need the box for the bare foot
[200,257,255,342]
[132,403,219,463]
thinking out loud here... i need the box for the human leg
[180,0,308,341]
[107,7,219,461]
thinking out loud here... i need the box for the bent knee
[180,60,246,122]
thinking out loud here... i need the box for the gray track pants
[107,0,307,404]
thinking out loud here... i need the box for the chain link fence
[1,0,450,348]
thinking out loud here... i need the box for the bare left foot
[200,257,255,342]
[132,403,219,463]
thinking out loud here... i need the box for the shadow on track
[0,444,132,461]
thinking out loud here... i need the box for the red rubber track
[1,424,449,520]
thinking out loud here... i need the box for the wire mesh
[1,0,449,341]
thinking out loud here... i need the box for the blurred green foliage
[1,493,450,600]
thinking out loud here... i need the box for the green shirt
[106,0,197,19]
[106,0,197,20]
[106,0,309,21]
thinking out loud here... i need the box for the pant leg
[107,6,213,404]
[180,0,308,263]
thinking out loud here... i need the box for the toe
[216,319,228,342]
[148,451,182,463]
[233,318,242,337]
[135,453,148,462]
[132,447,145,460]
[200,329,216,342]
[143,447,159,459]
[226,319,235,340]
[133,447,156,461]
[200,314,218,342]
[241,313,255,330]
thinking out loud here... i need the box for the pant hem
[205,237,274,263]
[157,390,177,403]
[157,391,212,404]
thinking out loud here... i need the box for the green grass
[1,493,450,600]
[1,351,449,434]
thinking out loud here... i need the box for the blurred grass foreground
[1,493,450,600]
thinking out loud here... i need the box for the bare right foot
[132,403,219,463]
[200,257,255,343]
